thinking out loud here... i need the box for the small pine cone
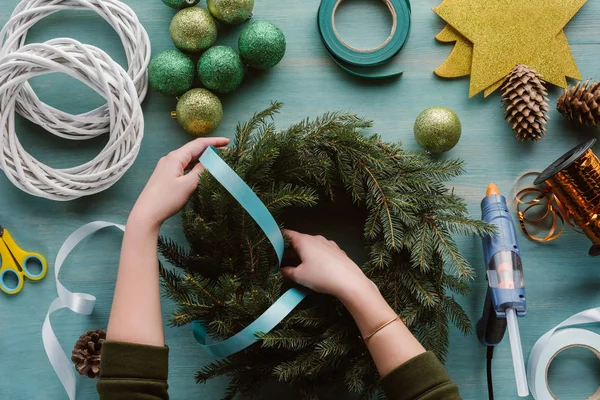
[501,64,550,141]
[71,328,106,379]
[557,80,600,127]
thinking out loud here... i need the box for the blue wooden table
[1,0,599,399]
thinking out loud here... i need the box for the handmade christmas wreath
[159,102,490,399]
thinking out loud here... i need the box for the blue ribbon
[192,146,307,358]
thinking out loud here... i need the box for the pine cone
[557,80,600,127]
[71,329,106,379]
[501,64,550,141]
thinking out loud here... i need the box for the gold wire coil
[516,140,600,256]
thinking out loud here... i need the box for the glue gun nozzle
[486,183,500,196]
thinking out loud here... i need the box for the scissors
[0,225,47,295]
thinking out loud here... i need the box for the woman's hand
[108,138,228,347]
[280,230,374,301]
[281,230,427,377]
[129,137,229,231]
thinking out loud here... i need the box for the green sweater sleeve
[96,344,456,400]
[97,341,170,400]
[380,352,462,400]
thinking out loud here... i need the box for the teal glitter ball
[148,50,195,96]
[170,7,217,54]
[414,107,462,154]
[161,0,200,9]
[238,20,286,69]
[207,0,254,25]
[198,46,244,94]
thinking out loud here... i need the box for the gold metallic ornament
[207,0,254,25]
[173,89,223,136]
[413,106,461,153]
[170,7,217,54]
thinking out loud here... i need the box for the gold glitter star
[434,0,586,97]
[434,26,472,78]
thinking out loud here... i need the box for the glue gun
[477,184,528,397]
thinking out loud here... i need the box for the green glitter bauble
[198,46,244,94]
[207,0,254,25]
[148,50,195,96]
[175,89,223,136]
[161,0,200,9]
[170,7,217,54]
[238,20,286,69]
[414,107,462,154]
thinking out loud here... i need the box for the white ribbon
[42,221,125,400]
[528,307,600,399]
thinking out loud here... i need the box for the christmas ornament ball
[148,50,195,96]
[239,20,286,69]
[414,107,462,154]
[175,89,223,136]
[161,0,200,9]
[207,0,254,25]
[170,7,217,54]
[198,46,244,94]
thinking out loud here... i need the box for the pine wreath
[159,102,490,399]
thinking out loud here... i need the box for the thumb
[280,266,301,283]
[184,162,205,187]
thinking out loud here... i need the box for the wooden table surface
[1,0,599,399]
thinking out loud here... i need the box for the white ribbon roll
[42,221,124,400]
[528,307,600,399]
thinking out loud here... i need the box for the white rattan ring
[0,0,150,139]
[0,39,144,201]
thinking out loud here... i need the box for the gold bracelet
[363,316,400,342]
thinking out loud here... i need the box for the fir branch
[233,101,282,156]
[196,358,237,384]
[431,224,475,280]
[258,329,313,351]
[443,296,472,335]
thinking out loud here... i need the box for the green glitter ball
[238,20,286,69]
[161,0,200,9]
[198,46,244,94]
[170,7,217,54]
[207,0,254,25]
[414,107,462,154]
[148,50,195,96]
[175,89,223,136]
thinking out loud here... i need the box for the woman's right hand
[280,230,374,301]
[281,231,428,378]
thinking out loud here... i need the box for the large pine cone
[71,329,106,379]
[501,64,550,141]
[557,80,600,127]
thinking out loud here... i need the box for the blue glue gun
[477,184,528,396]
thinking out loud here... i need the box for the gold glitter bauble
[174,89,223,136]
[414,107,461,154]
[207,0,254,25]
[170,7,217,54]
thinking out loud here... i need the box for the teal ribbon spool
[192,146,307,358]
[317,0,411,79]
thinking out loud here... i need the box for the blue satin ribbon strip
[193,146,307,358]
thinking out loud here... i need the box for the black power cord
[486,346,495,400]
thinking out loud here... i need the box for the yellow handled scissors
[0,225,47,295]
